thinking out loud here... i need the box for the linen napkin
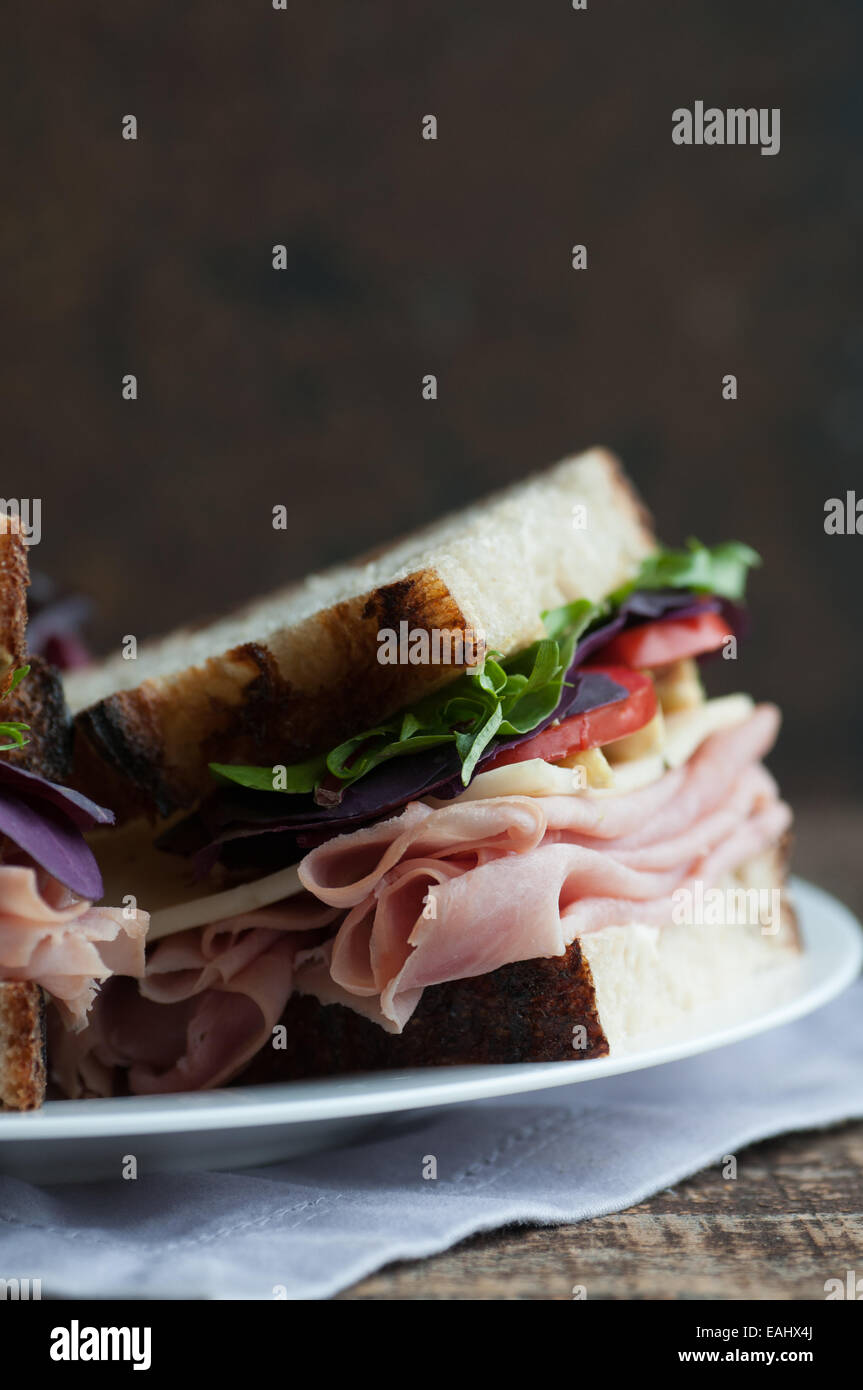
[1,978,861,1300]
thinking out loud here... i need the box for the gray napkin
[1,979,861,1300]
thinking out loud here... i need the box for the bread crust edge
[0,982,47,1111]
[239,940,610,1082]
[71,568,485,820]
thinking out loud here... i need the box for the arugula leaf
[0,665,31,752]
[540,597,599,643]
[209,539,760,798]
[3,665,30,698]
[456,701,502,782]
[0,722,31,753]
[210,754,326,794]
[210,632,575,796]
[607,539,760,606]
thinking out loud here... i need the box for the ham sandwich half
[53,449,798,1098]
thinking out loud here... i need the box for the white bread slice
[66,449,656,821]
[581,856,801,1052]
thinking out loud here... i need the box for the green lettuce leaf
[0,665,31,753]
[210,632,579,796]
[209,539,760,797]
[210,753,327,794]
[607,538,760,606]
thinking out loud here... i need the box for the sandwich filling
[50,540,796,1096]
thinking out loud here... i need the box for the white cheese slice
[147,863,304,942]
[593,694,754,794]
[427,758,587,805]
[596,752,667,794]
[142,696,756,940]
[661,693,754,768]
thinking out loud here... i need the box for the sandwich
[0,518,148,1110]
[54,448,797,1097]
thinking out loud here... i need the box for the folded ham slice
[50,896,338,1096]
[288,705,790,1027]
[74,934,301,1097]
[0,861,147,1028]
[122,900,339,1093]
[298,704,782,906]
[53,705,791,1094]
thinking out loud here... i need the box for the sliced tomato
[596,612,730,670]
[483,666,657,771]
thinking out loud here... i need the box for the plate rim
[1,876,860,1142]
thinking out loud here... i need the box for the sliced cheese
[606,708,666,763]
[427,757,587,805]
[147,863,304,942]
[651,657,705,714]
[556,745,615,788]
[595,694,755,794]
[90,817,221,916]
[662,693,754,768]
[141,697,756,941]
[596,752,666,794]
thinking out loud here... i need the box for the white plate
[1,877,860,1183]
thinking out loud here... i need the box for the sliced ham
[292,705,789,1028]
[49,897,338,1096]
[54,705,791,1093]
[299,705,782,906]
[0,862,147,1028]
[375,796,789,1027]
[297,798,549,908]
[131,934,300,1095]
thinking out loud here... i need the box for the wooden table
[343,1125,863,1300]
[342,804,863,1299]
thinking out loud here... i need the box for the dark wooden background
[4,0,861,805]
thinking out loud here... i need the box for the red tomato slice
[597,612,730,669]
[483,666,657,770]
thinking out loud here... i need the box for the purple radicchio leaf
[0,762,113,897]
[0,760,114,831]
[0,788,105,900]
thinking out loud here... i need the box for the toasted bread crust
[0,521,72,782]
[0,522,68,1111]
[0,519,29,672]
[72,570,481,820]
[238,940,609,1083]
[3,656,73,784]
[0,982,47,1110]
[67,451,657,822]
